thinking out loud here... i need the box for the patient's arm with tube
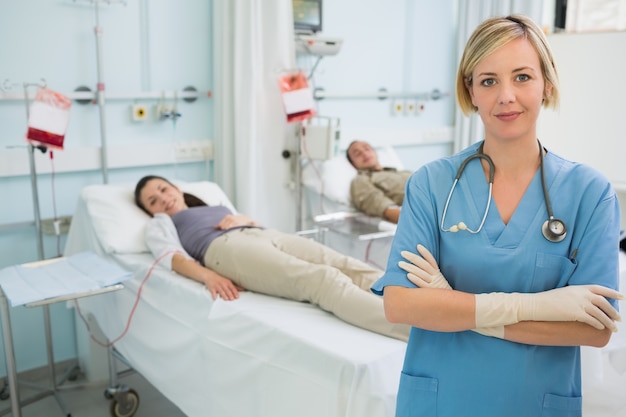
[392,244,624,347]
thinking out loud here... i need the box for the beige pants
[204,228,409,342]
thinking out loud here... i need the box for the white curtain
[452,0,545,153]
[213,0,299,231]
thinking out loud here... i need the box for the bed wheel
[109,388,140,417]
[0,381,9,401]
[103,388,113,400]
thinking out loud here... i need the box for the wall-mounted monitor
[293,0,322,34]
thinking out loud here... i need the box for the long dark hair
[134,175,207,216]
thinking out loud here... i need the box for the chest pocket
[530,252,576,292]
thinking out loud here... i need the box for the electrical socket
[391,99,404,116]
[415,101,426,116]
[404,100,416,115]
[422,126,453,143]
[131,104,148,122]
[174,142,213,161]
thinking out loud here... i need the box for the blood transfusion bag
[279,72,315,123]
[25,88,72,150]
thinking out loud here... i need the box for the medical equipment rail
[0,257,125,417]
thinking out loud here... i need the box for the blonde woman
[373,15,623,416]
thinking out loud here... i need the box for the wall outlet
[422,126,454,143]
[174,141,213,161]
[131,104,148,122]
[404,100,416,115]
[415,101,426,116]
[391,99,404,116]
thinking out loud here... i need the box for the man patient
[134,175,409,342]
[346,140,411,223]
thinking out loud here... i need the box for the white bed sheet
[64,182,407,417]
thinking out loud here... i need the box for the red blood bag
[25,88,72,150]
[279,71,316,123]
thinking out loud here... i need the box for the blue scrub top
[372,142,621,417]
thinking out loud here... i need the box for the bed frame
[63,181,407,417]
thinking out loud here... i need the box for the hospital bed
[300,145,402,268]
[301,144,404,220]
[63,180,407,417]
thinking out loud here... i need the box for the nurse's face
[139,178,188,217]
[468,37,549,143]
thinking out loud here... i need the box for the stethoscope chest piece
[542,217,567,242]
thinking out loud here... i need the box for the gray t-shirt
[172,205,251,265]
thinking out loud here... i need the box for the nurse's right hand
[400,244,506,339]
[399,244,452,290]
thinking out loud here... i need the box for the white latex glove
[399,244,505,338]
[399,244,452,290]
[476,285,625,332]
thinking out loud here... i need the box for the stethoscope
[440,140,567,243]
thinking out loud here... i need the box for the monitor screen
[293,0,322,34]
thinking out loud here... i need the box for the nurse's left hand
[399,244,452,290]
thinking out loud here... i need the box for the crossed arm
[384,286,614,347]
[385,245,624,347]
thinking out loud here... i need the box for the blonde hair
[456,14,559,115]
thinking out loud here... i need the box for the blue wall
[0,0,214,375]
[302,0,457,170]
[0,0,458,376]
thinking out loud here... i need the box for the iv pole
[94,0,109,184]
[23,80,48,261]
[76,0,126,184]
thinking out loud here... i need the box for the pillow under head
[82,181,235,254]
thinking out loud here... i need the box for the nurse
[372,14,624,417]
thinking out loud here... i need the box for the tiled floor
[0,369,186,417]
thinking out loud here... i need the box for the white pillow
[82,180,235,254]
[301,145,404,206]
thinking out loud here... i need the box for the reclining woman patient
[135,175,409,342]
